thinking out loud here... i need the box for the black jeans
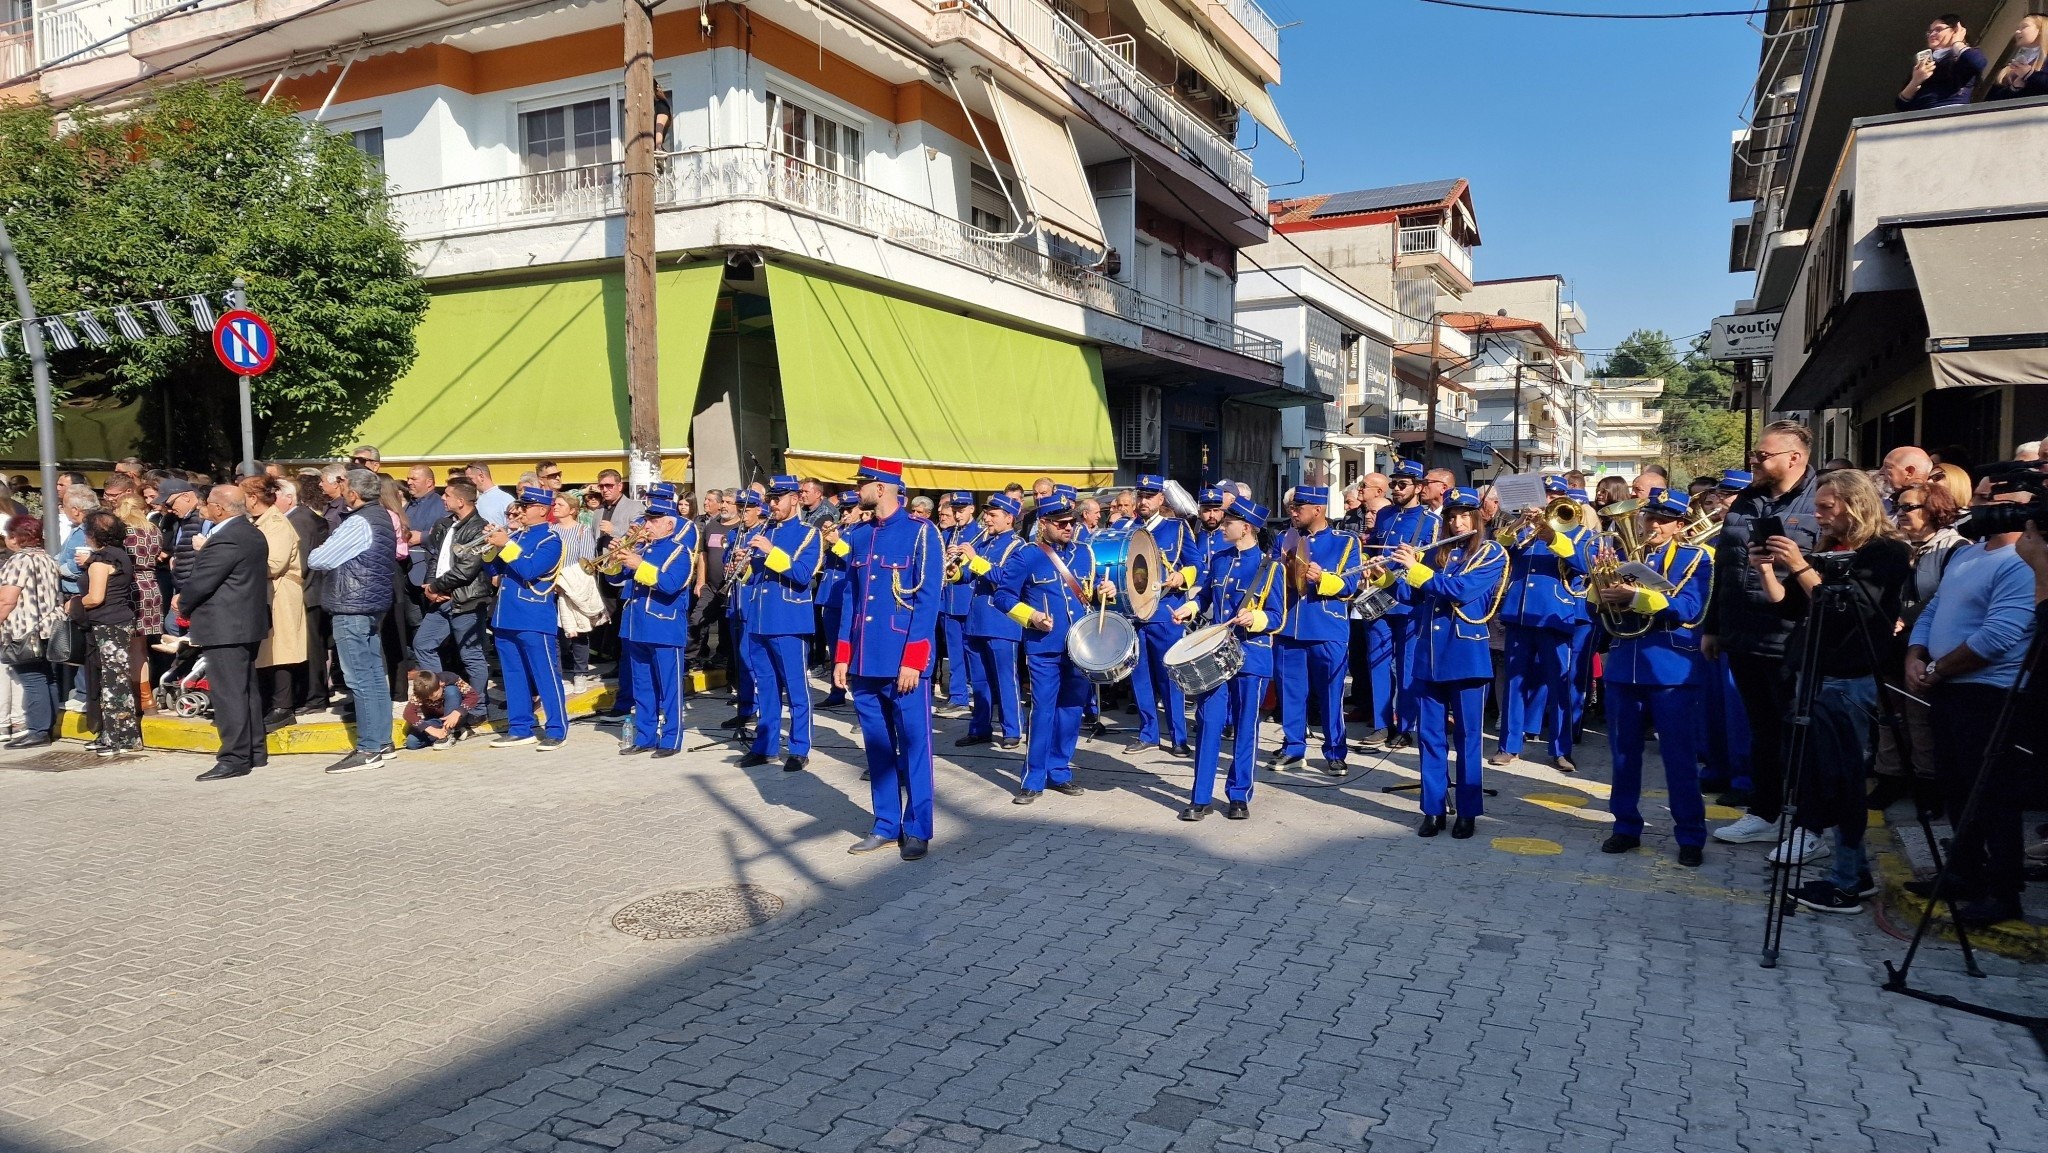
[1931,681,2026,900]
[1729,650,1794,820]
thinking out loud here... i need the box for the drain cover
[0,752,105,773]
[611,885,783,940]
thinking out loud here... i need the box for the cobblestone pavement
[4,690,2047,1153]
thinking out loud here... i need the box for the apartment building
[1258,179,1491,481]
[11,0,1313,489]
[1581,377,1664,481]
[1451,275,1590,479]
[1728,1,2048,467]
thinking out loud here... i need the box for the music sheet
[1492,472,1548,513]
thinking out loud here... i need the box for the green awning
[767,265,1118,490]
[348,263,723,462]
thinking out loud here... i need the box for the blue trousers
[940,614,971,705]
[728,614,756,718]
[623,639,686,751]
[966,635,1021,740]
[1132,617,1188,745]
[851,674,934,841]
[1565,619,1597,743]
[1697,656,1753,789]
[1193,674,1266,806]
[1501,624,1572,757]
[495,628,567,740]
[819,604,846,703]
[1361,616,1396,731]
[1607,681,1707,847]
[1023,652,1089,791]
[412,606,489,713]
[747,632,813,757]
[1387,613,1424,736]
[1418,679,1487,817]
[1276,637,1347,763]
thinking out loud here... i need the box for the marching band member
[718,491,766,735]
[1597,488,1713,866]
[956,493,1026,750]
[1695,470,1754,799]
[738,476,822,772]
[1173,497,1279,821]
[1131,475,1199,756]
[607,491,692,758]
[1272,485,1360,775]
[1367,460,1441,749]
[994,494,1113,804]
[816,491,862,710]
[1491,475,1593,772]
[485,486,569,750]
[1197,487,1228,568]
[938,493,980,713]
[1387,487,1509,837]
[834,458,944,861]
[1559,486,1601,754]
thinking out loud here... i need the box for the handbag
[46,619,89,666]
[0,635,41,666]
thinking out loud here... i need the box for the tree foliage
[0,82,426,466]
[1599,329,1747,484]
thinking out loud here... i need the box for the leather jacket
[420,511,494,615]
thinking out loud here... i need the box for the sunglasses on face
[598,481,621,489]
[1895,502,1926,513]
[540,472,562,481]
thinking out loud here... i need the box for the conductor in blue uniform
[1597,488,1713,867]
[739,475,823,772]
[1386,487,1509,838]
[1367,460,1442,749]
[956,493,1026,750]
[994,494,1114,804]
[484,486,569,749]
[834,458,945,861]
[1272,485,1359,775]
[1173,497,1279,821]
[607,492,693,758]
[1492,474,1594,773]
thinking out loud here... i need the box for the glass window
[348,126,385,173]
[768,92,862,179]
[520,96,615,203]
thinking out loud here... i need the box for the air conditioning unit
[1176,65,1213,99]
[1118,386,1162,459]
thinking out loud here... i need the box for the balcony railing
[1397,224,1474,280]
[34,0,192,67]
[1222,0,1281,60]
[943,0,1265,210]
[388,146,1281,364]
[2,17,31,83]
[1393,413,1472,439]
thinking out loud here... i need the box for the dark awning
[1889,205,2048,389]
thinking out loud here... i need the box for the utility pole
[622,0,659,494]
[1511,361,1523,473]
[0,218,59,555]
[1423,314,1439,472]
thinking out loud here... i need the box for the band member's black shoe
[1320,760,1347,777]
[1552,756,1576,773]
[899,836,929,862]
[1354,728,1385,748]
[651,748,680,760]
[1451,815,1476,839]
[783,755,808,773]
[1601,833,1642,854]
[1417,813,1445,838]
[1179,804,1210,822]
[1678,845,1704,867]
[1383,732,1412,751]
[1169,742,1194,758]
[1487,751,1516,767]
[1013,789,1041,805]
[736,752,770,767]
[955,734,993,748]
[1224,802,1250,820]
[848,834,892,854]
[1124,739,1157,755]
[1268,755,1304,772]
[717,714,751,730]
[618,744,653,756]
[997,737,1022,750]
[1049,781,1086,797]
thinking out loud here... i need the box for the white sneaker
[62,699,86,713]
[1713,813,1779,844]
[1768,828,1832,866]
[489,734,537,749]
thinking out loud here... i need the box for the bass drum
[1085,524,1163,621]
[1067,611,1140,685]
[1163,622,1244,697]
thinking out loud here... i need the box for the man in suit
[178,485,273,782]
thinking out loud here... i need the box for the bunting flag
[0,290,236,360]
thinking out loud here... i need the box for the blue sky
[1249,0,1761,361]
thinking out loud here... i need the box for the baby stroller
[157,620,213,719]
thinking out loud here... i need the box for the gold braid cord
[1453,541,1512,625]
[1665,541,1711,630]
[890,521,937,609]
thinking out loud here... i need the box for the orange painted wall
[267,4,1006,162]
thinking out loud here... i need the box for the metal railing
[34,0,191,67]
[1,17,31,82]
[1397,224,1473,280]
[1221,0,1281,59]
[388,147,1281,363]
[943,0,1265,210]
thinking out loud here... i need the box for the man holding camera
[1904,477,2038,927]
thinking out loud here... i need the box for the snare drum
[1163,623,1244,697]
[1352,585,1398,624]
[1067,611,1140,684]
[1084,524,1163,621]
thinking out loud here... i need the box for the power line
[68,0,357,108]
[1413,0,1869,20]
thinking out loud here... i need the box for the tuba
[1589,498,1655,639]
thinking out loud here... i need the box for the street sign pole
[211,309,277,475]
[0,218,62,556]
[237,373,255,474]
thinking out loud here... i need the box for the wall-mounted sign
[1709,312,1782,360]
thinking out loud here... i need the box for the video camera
[1955,459,2048,540]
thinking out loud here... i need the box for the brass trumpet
[581,523,653,574]
[1496,496,1583,547]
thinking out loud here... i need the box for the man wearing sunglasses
[1361,459,1440,752]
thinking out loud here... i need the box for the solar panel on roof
[1307,179,1462,217]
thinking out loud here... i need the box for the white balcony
[33,0,190,67]
[1220,0,1280,60]
[1,16,30,82]
[1397,224,1474,281]
[943,0,1266,212]
[388,145,1282,365]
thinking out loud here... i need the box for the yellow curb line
[1870,816,2048,963]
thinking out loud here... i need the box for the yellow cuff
[765,547,792,573]
[1403,564,1434,589]
[1180,566,1199,588]
[1547,533,1575,559]
[633,562,658,586]
[1631,588,1670,615]
[498,541,523,562]
[969,556,992,576]
[1247,609,1269,633]
[1372,571,1396,590]
[831,540,851,558]
[1316,572,1344,597]
[1006,603,1036,627]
